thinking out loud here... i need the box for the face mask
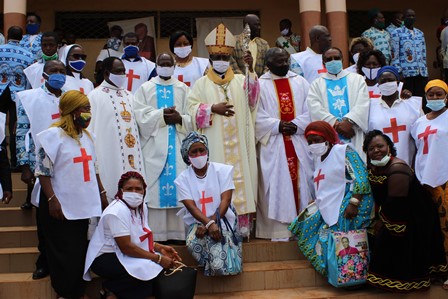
[325,60,343,75]
[212,60,230,73]
[270,65,289,77]
[362,67,380,80]
[107,37,121,51]
[174,46,192,58]
[280,28,289,36]
[124,45,139,57]
[375,21,386,30]
[404,18,415,27]
[43,72,66,90]
[308,142,328,157]
[156,66,175,78]
[189,153,208,169]
[42,53,58,61]
[69,60,86,72]
[426,99,447,112]
[74,112,91,128]
[109,73,126,89]
[122,192,144,208]
[352,52,360,64]
[370,154,391,167]
[26,23,40,35]
[378,82,398,96]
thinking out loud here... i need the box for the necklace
[219,82,231,101]
[176,56,193,68]
[195,172,207,179]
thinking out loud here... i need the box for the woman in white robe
[61,44,94,94]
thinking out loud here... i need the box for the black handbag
[154,262,197,299]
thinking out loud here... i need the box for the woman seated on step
[175,132,240,276]
[84,171,182,299]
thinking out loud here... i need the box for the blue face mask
[325,60,343,75]
[426,99,447,111]
[69,60,86,72]
[44,72,66,90]
[26,23,40,35]
[124,45,139,57]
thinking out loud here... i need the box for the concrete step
[0,273,56,299]
[12,172,27,189]
[0,226,38,248]
[0,207,36,227]
[0,247,38,273]
[8,188,29,207]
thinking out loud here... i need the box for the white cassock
[188,70,259,215]
[23,61,44,89]
[174,57,209,88]
[64,73,94,95]
[133,76,192,241]
[122,57,156,94]
[87,81,145,202]
[255,71,314,239]
[411,110,448,188]
[307,70,370,160]
[368,96,422,165]
[290,47,327,84]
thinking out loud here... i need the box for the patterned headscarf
[181,131,209,165]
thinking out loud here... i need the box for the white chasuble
[314,144,348,226]
[37,127,102,219]
[290,47,327,84]
[122,58,156,94]
[64,73,94,95]
[88,81,144,202]
[174,57,209,88]
[411,110,448,188]
[23,61,44,89]
[368,96,421,165]
[84,200,162,281]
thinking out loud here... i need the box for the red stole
[273,78,299,213]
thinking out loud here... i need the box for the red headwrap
[305,121,340,145]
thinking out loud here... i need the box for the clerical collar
[121,54,142,62]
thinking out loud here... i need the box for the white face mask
[308,142,328,157]
[122,192,144,208]
[280,28,289,36]
[189,154,208,169]
[157,66,175,78]
[212,60,230,73]
[378,81,398,96]
[174,45,192,58]
[352,52,360,64]
[362,67,381,80]
[109,73,127,89]
[370,154,391,167]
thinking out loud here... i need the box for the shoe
[20,202,33,210]
[32,268,49,280]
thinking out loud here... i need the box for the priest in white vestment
[88,56,145,202]
[256,48,314,240]
[307,47,370,160]
[187,24,260,235]
[134,53,192,241]
[60,44,94,94]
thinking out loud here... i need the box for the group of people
[0,8,447,298]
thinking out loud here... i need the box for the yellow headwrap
[425,79,448,94]
[51,90,91,144]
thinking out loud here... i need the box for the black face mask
[270,65,289,77]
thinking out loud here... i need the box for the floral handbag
[327,229,369,287]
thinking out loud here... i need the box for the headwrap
[425,79,448,94]
[60,44,81,66]
[305,121,340,145]
[180,131,209,165]
[377,66,399,81]
[107,37,121,51]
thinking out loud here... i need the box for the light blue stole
[156,84,177,207]
[325,76,350,143]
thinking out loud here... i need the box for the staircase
[0,173,446,298]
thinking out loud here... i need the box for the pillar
[299,0,321,50]
[4,0,27,36]
[325,0,349,67]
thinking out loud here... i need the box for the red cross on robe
[51,113,60,120]
[126,69,140,91]
[383,118,406,143]
[418,125,438,155]
[317,65,327,74]
[139,227,155,253]
[369,90,381,98]
[73,148,93,182]
[199,191,213,215]
[79,87,85,94]
[177,75,191,87]
[314,169,325,191]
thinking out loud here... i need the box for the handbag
[204,210,243,276]
[327,228,369,287]
[153,262,197,299]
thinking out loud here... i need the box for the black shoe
[32,268,49,280]
[20,202,33,210]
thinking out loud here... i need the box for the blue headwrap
[377,66,400,82]
[180,131,209,165]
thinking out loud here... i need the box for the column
[325,0,349,67]
[4,0,27,35]
[299,0,321,50]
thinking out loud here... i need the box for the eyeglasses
[71,54,87,60]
